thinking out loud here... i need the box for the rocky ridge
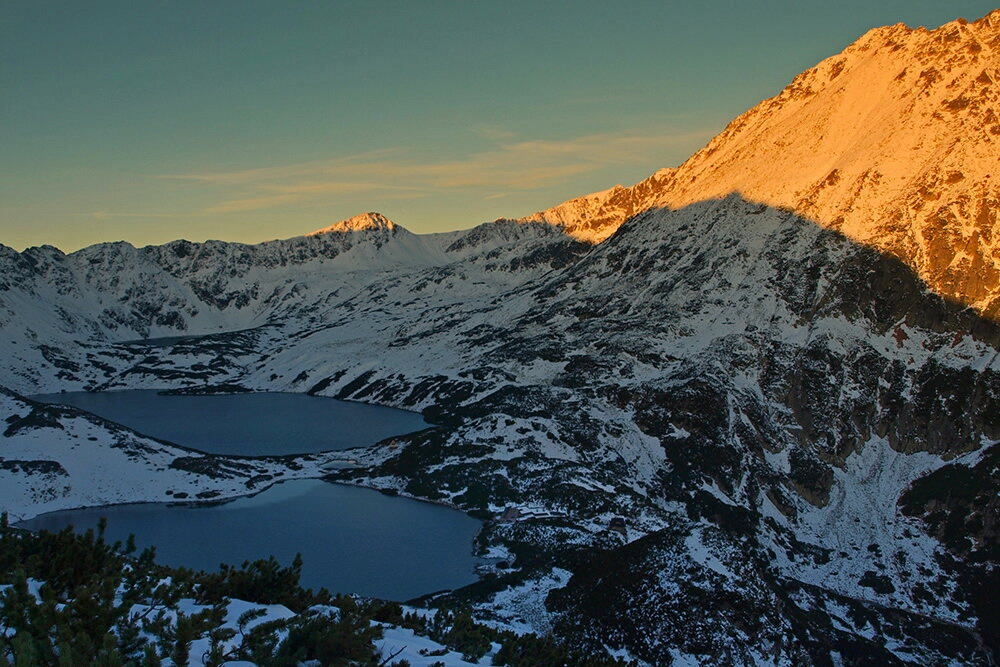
[2,11,1000,666]
[524,11,1000,315]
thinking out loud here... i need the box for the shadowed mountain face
[3,195,1000,664]
[482,199,1000,663]
[5,10,1000,665]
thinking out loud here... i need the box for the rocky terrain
[525,11,1000,315]
[3,10,1000,666]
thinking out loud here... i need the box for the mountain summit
[307,211,397,236]
[4,12,1000,666]
[529,10,1000,312]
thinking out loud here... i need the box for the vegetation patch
[0,513,633,667]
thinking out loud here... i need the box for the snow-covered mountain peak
[4,13,1000,663]
[307,211,397,236]
[510,10,1000,314]
[651,9,1000,312]
[514,168,677,244]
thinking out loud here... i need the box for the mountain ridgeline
[3,11,1000,666]
[524,10,1000,315]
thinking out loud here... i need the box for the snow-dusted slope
[0,388,341,521]
[522,11,1000,316]
[658,11,1000,313]
[4,11,1000,666]
[298,195,997,664]
[0,212,585,394]
[511,171,675,244]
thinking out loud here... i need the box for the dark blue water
[32,390,427,455]
[23,390,478,599]
[18,479,482,601]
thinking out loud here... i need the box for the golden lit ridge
[526,10,1000,315]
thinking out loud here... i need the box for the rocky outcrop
[518,11,1000,317]
[5,11,1000,664]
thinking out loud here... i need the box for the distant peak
[307,212,396,236]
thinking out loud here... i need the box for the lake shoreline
[30,389,430,457]
[0,388,416,524]
[15,477,485,601]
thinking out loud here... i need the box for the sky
[2,1,997,252]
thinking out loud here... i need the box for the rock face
[3,11,1000,666]
[307,211,397,235]
[513,171,676,244]
[525,10,1000,315]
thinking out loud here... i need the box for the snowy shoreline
[0,387,372,523]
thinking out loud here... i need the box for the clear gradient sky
[2,1,997,252]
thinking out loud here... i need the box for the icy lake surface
[19,479,483,601]
[32,390,428,455]
[24,391,479,600]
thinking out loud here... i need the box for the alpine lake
[20,390,484,602]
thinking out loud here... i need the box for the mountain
[0,213,585,389]
[526,10,1000,315]
[307,211,398,235]
[4,10,1000,666]
[511,173,675,244]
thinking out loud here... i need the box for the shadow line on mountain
[586,193,1000,345]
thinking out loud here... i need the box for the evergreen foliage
[492,632,634,667]
[195,553,325,612]
[0,512,632,667]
